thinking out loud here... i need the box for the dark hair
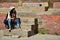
[10,8,16,18]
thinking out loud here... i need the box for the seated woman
[4,7,21,32]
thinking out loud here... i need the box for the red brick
[0,13,6,29]
[40,15,60,34]
[0,2,18,8]
[53,2,60,8]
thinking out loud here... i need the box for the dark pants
[4,18,21,29]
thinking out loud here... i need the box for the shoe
[9,29,11,32]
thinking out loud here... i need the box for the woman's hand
[11,18,14,19]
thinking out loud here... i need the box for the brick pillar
[48,0,53,8]
[31,18,38,34]
[34,18,38,34]
[18,0,23,6]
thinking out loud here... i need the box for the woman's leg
[14,18,20,28]
[8,19,11,29]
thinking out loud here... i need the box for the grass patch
[38,28,49,34]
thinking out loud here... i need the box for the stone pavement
[0,34,60,40]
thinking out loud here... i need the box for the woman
[4,7,21,32]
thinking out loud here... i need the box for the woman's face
[11,13,15,17]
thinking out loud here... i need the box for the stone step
[20,17,34,25]
[0,7,45,13]
[0,28,35,38]
[21,25,31,30]
[3,29,21,38]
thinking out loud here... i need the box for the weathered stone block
[21,30,34,37]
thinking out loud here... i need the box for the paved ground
[0,34,60,40]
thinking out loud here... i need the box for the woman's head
[9,7,15,11]
[9,6,16,14]
[9,6,16,12]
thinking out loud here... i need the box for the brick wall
[53,2,60,8]
[39,15,60,34]
[0,2,18,8]
[0,0,18,2]
[0,13,7,30]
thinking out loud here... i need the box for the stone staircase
[0,17,38,38]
